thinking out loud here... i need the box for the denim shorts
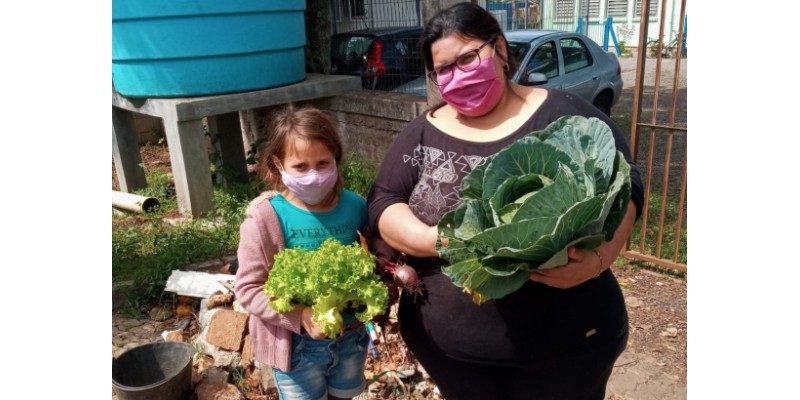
[272,328,369,400]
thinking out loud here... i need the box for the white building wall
[370,0,420,29]
[538,0,684,50]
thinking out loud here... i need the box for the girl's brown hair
[257,105,344,196]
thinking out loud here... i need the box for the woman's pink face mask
[437,46,504,117]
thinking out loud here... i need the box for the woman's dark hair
[420,3,516,76]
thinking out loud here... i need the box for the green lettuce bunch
[436,116,631,303]
[264,238,388,338]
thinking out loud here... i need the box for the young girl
[235,105,370,400]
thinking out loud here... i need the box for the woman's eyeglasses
[427,37,497,86]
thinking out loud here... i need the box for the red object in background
[364,40,386,79]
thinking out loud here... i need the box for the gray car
[394,30,623,116]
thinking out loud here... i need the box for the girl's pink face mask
[280,164,338,205]
[437,49,504,117]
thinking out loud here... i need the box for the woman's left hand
[528,246,605,289]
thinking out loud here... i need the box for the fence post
[603,16,621,56]
[682,14,687,53]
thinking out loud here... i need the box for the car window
[399,37,423,75]
[560,38,594,74]
[507,42,530,75]
[526,41,559,79]
[330,36,372,74]
[341,36,372,59]
[374,39,404,64]
[394,40,407,57]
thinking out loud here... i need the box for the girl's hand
[528,246,605,289]
[300,307,327,339]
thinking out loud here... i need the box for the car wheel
[592,94,612,116]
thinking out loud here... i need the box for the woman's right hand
[300,307,326,339]
[378,203,440,257]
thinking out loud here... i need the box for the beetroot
[379,259,424,297]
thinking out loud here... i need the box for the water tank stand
[112,74,361,217]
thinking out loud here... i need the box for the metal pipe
[112,190,160,213]
[629,0,651,161]
[627,0,652,253]
[650,0,669,128]
[639,126,657,252]
[623,250,686,272]
[637,122,687,132]
[655,129,673,258]
[673,157,687,263]
[669,0,687,125]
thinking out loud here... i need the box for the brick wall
[314,91,430,163]
[129,111,165,145]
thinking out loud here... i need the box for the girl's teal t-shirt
[269,189,367,250]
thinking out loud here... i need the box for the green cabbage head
[435,116,632,304]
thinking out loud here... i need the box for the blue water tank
[112,0,307,98]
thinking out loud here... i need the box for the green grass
[113,164,261,315]
[112,152,375,316]
[628,187,687,266]
[611,113,633,140]
[341,152,377,198]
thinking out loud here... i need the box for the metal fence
[331,0,422,33]
[330,0,424,91]
[624,0,687,272]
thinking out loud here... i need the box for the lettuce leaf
[264,239,388,338]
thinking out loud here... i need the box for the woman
[366,3,644,400]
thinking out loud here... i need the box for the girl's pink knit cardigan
[234,192,303,372]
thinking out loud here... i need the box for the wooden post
[112,107,147,192]
[161,110,214,217]
[207,112,249,184]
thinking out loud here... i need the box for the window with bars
[635,0,658,18]
[578,0,601,18]
[607,0,629,17]
[556,0,574,19]
[337,0,366,20]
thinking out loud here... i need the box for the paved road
[618,55,688,90]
